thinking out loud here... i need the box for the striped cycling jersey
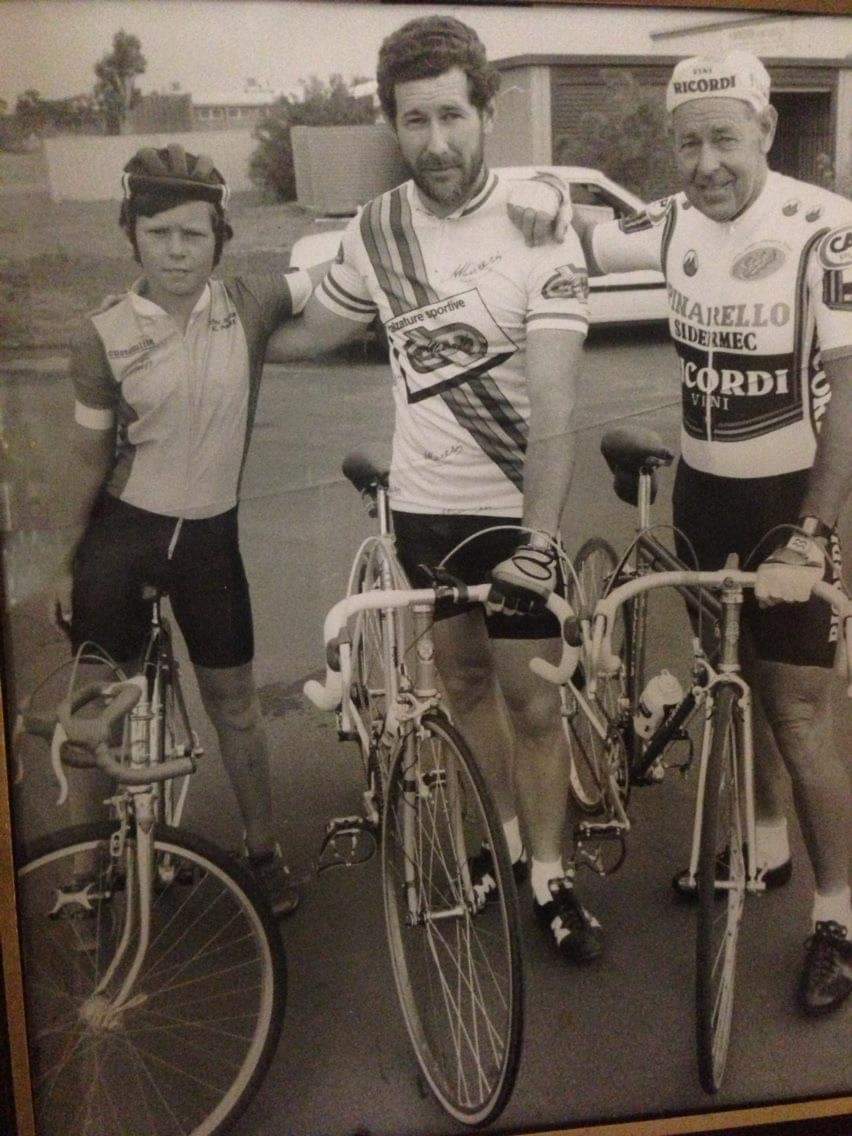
[592,171,852,478]
[70,270,311,518]
[316,170,589,514]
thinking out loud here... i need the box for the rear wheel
[566,539,628,813]
[695,685,746,1093]
[381,713,523,1126]
[18,822,285,1136]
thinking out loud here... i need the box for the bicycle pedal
[49,882,111,917]
[318,815,378,872]
[573,824,627,876]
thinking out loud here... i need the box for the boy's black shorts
[71,495,254,669]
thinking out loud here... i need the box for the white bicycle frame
[531,569,852,889]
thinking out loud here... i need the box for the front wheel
[566,538,629,813]
[17,822,286,1136]
[348,539,411,785]
[381,713,523,1127]
[695,684,747,1093]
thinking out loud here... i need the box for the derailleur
[317,814,378,872]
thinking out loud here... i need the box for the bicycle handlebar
[303,582,493,711]
[55,681,196,783]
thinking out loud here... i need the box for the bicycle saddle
[600,427,675,506]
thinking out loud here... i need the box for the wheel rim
[697,692,745,1092]
[567,541,627,813]
[18,831,279,1136]
[381,724,520,1125]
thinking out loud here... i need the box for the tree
[250,74,375,200]
[94,30,146,134]
[560,70,678,203]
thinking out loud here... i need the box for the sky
[1,2,849,109]
[0,1,779,106]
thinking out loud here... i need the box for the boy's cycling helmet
[119,143,233,264]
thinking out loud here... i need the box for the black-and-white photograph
[1,2,850,1135]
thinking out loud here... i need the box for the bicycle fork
[400,603,471,925]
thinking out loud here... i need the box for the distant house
[190,78,280,131]
[485,14,852,190]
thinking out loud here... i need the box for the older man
[514,49,852,1013]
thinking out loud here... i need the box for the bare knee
[196,665,262,734]
[503,684,559,741]
[441,657,495,711]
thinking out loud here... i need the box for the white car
[288,165,668,327]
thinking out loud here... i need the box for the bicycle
[303,455,523,1128]
[527,427,852,1094]
[14,589,287,1136]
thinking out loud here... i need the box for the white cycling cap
[666,50,771,115]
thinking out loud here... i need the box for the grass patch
[0,153,318,350]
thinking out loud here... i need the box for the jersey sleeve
[524,227,589,337]
[315,216,378,325]
[69,322,118,431]
[236,268,314,335]
[591,198,670,274]
[810,218,852,362]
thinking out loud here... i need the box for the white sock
[502,816,524,864]
[531,858,564,905]
[812,886,851,932]
[755,816,790,870]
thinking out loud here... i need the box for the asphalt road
[5,327,851,1136]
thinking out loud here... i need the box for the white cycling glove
[755,532,825,607]
[487,537,558,616]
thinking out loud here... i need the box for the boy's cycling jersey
[316,170,589,514]
[592,171,852,478]
[71,270,311,518]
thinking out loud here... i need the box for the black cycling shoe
[798,921,852,1016]
[246,845,300,918]
[534,877,603,963]
[672,847,792,901]
[469,843,528,910]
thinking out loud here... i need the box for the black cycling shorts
[391,510,561,640]
[71,495,254,669]
[672,460,841,668]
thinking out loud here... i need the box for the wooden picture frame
[1,2,849,1135]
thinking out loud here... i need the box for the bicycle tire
[17,821,286,1136]
[381,712,524,1127]
[349,540,411,783]
[567,538,629,813]
[695,684,746,1093]
[624,585,648,770]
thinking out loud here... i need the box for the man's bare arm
[799,353,852,529]
[520,326,584,535]
[266,292,365,362]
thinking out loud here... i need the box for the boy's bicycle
[303,456,523,1129]
[14,589,286,1136]
[530,426,852,1094]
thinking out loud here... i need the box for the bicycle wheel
[17,822,286,1136]
[349,541,410,780]
[566,538,628,813]
[695,684,746,1093]
[381,712,523,1126]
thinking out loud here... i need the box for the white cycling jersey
[316,170,589,514]
[592,171,852,478]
